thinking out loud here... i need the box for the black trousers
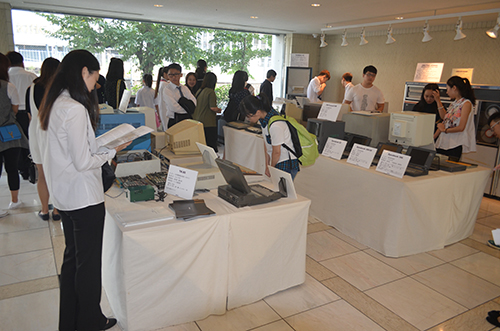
[204,126,218,152]
[0,147,21,191]
[59,202,107,331]
[16,110,30,177]
[436,145,463,160]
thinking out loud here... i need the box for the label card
[346,144,377,169]
[318,103,342,122]
[322,137,347,160]
[164,165,198,199]
[375,150,411,178]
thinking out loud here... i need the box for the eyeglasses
[491,121,500,129]
[246,113,258,119]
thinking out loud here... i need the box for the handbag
[102,162,116,192]
[28,154,38,184]
[0,124,22,142]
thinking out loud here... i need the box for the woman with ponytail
[434,76,476,159]
[239,94,300,179]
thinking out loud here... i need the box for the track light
[386,25,395,44]
[422,20,433,42]
[341,29,348,46]
[486,14,500,38]
[454,17,466,40]
[359,28,368,45]
[320,33,328,47]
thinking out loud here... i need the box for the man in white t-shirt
[344,65,385,112]
[306,70,330,102]
[341,72,353,103]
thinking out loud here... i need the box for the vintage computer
[306,118,345,153]
[389,111,435,147]
[165,119,206,155]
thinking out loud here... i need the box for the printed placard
[375,150,411,178]
[322,137,347,160]
[317,102,342,122]
[346,144,377,169]
[164,165,198,199]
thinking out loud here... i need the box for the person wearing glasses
[344,65,385,113]
[434,76,476,159]
[161,63,196,128]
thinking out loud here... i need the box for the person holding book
[37,50,130,331]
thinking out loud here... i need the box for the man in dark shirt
[260,69,276,108]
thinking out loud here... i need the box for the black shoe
[38,211,49,221]
[487,315,500,327]
[488,310,500,319]
[52,212,61,221]
[102,318,117,330]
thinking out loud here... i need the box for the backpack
[268,115,319,166]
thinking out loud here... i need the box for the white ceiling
[9,0,500,34]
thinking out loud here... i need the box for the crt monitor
[165,119,206,155]
[389,111,435,147]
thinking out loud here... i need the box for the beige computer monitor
[165,119,206,155]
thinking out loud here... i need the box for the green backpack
[268,115,319,167]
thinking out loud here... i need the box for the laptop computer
[372,142,403,166]
[226,121,250,130]
[215,159,282,207]
[404,146,436,177]
[341,133,372,159]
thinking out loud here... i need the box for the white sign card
[322,137,347,160]
[451,68,474,83]
[414,63,444,82]
[290,53,309,67]
[317,102,342,122]
[346,144,377,169]
[375,150,411,178]
[269,167,297,200]
[164,165,198,200]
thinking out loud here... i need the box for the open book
[96,123,153,149]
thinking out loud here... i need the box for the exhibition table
[223,126,266,174]
[102,186,310,331]
[294,155,490,257]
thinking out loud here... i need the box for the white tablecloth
[223,126,266,174]
[294,155,490,257]
[102,186,310,331]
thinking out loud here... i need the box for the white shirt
[306,77,322,102]
[155,79,169,129]
[162,83,196,120]
[342,82,354,103]
[135,86,155,109]
[262,120,297,164]
[37,91,116,211]
[5,82,20,106]
[345,84,384,111]
[8,66,37,110]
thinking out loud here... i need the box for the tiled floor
[1,175,500,331]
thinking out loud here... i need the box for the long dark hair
[200,72,217,90]
[195,59,207,79]
[0,53,11,81]
[229,70,248,95]
[154,66,164,99]
[447,76,476,105]
[34,57,60,88]
[39,50,100,131]
[106,57,124,81]
[239,93,271,118]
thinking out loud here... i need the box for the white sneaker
[0,209,8,218]
[8,201,23,209]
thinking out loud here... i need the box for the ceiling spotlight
[486,14,500,38]
[422,20,433,42]
[320,33,328,47]
[454,17,466,40]
[359,28,368,45]
[341,29,348,47]
[386,25,396,44]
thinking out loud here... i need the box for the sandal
[38,211,49,221]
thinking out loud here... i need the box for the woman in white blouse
[434,76,476,159]
[37,50,130,331]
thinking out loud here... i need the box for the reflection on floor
[1,175,500,331]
